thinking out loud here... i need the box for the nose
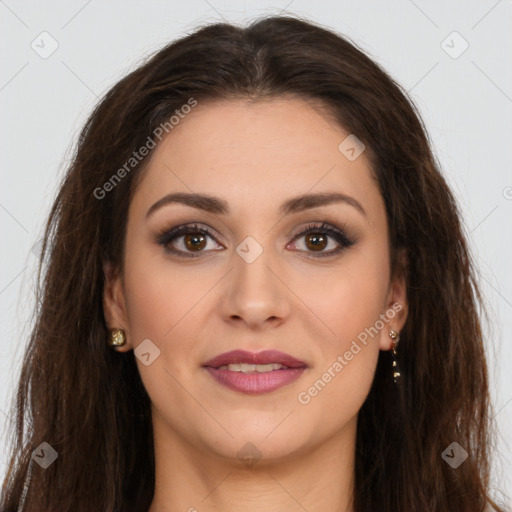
[219,244,291,330]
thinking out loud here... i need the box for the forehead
[130,97,383,223]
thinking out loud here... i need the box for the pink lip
[204,367,306,394]
[202,350,308,395]
[203,349,307,369]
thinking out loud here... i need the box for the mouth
[203,349,307,369]
[202,349,308,395]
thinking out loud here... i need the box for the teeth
[217,363,287,373]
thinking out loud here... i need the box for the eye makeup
[154,220,356,259]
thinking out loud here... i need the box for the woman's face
[104,96,407,464]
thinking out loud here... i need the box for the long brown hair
[1,15,506,512]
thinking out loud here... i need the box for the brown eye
[305,233,328,251]
[156,223,224,257]
[289,222,356,258]
[184,233,207,251]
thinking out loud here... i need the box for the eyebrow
[145,191,367,219]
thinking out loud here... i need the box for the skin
[103,96,408,512]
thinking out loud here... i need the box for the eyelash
[155,222,355,259]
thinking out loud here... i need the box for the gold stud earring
[389,329,401,384]
[109,328,126,347]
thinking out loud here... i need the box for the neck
[147,412,357,512]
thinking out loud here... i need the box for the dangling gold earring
[108,328,126,347]
[389,329,401,383]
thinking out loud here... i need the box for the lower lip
[204,367,306,394]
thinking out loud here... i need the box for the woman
[0,15,506,512]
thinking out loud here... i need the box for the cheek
[121,241,220,383]
[121,248,202,408]
[313,244,390,345]
[294,282,383,438]
[300,247,389,412]
[122,237,206,341]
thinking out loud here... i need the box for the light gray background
[1,0,511,505]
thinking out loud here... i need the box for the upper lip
[203,350,307,369]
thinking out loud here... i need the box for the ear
[379,247,408,351]
[103,261,132,351]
